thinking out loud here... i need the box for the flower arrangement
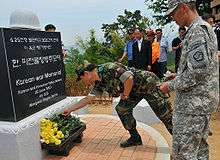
[40,114,82,146]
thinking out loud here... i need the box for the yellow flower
[53,127,58,132]
[40,118,47,123]
[53,123,58,128]
[55,139,61,145]
[57,130,61,134]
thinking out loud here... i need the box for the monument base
[0,96,87,160]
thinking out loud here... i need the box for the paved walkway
[44,115,169,160]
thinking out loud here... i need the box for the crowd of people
[118,27,169,79]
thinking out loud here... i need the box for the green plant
[51,114,82,139]
[64,48,85,76]
[167,63,175,73]
[76,29,117,64]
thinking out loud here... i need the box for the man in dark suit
[132,28,152,71]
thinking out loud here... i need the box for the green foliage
[146,0,170,26]
[51,114,82,138]
[75,29,125,64]
[145,0,211,25]
[64,46,89,96]
[76,29,111,64]
[102,10,150,43]
[64,48,84,75]
[167,63,175,72]
[106,31,125,61]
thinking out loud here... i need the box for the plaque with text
[0,28,66,122]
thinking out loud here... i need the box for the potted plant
[40,114,86,156]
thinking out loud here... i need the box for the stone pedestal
[112,97,160,125]
[0,96,87,160]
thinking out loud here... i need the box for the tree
[75,29,115,64]
[145,0,211,25]
[102,10,151,43]
[64,48,84,75]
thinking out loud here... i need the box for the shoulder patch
[193,51,204,62]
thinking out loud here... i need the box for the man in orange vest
[146,30,162,78]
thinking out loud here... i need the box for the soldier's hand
[159,82,170,93]
[121,94,129,100]
[63,109,73,116]
[167,73,176,80]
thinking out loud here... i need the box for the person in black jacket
[132,28,152,71]
[172,27,186,72]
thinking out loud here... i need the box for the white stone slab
[112,97,160,125]
[0,96,87,160]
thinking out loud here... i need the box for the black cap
[75,64,97,81]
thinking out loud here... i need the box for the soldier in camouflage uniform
[63,62,173,148]
[160,0,219,159]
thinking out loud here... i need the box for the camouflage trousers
[172,112,211,160]
[115,89,173,135]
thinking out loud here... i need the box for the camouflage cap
[75,63,97,81]
[166,0,196,16]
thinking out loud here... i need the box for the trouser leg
[172,112,210,160]
[159,61,167,76]
[144,88,173,134]
[115,95,142,132]
[115,95,143,148]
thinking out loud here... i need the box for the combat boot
[120,134,142,148]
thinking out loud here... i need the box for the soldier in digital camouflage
[160,0,219,159]
[63,62,173,148]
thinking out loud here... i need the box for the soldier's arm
[122,76,133,98]
[168,28,211,91]
[63,95,96,116]
[63,81,104,116]
[118,68,134,99]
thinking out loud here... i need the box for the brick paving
[44,116,157,160]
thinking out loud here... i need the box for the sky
[0,0,178,47]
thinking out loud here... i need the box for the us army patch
[193,51,204,62]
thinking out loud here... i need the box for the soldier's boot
[120,129,142,148]
[120,135,142,148]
